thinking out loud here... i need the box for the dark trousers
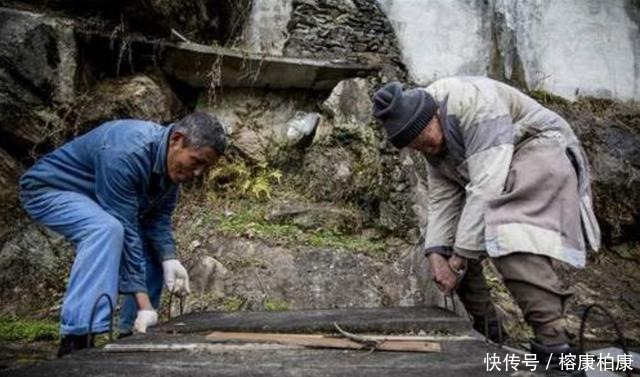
[456,252,573,344]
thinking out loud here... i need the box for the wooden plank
[205,332,441,353]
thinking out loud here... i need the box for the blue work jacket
[20,120,179,293]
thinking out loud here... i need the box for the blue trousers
[21,189,163,335]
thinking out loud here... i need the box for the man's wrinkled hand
[133,309,158,333]
[427,253,462,295]
[448,254,468,277]
[162,259,191,297]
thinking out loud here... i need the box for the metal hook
[87,293,114,348]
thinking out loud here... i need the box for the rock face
[189,255,228,299]
[264,202,365,233]
[0,8,76,156]
[283,0,404,66]
[186,235,424,311]
[198,88,323,162]
[74,75,184,133]
[0,148,23,242]
[126,0,252,44]
[302,78,382,204]
[18,0,252,45]
[549,98,640,243]
[0,223,73,314]
[379,0,640,102]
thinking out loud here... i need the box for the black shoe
[472,315,508,343]
[117,331,132,339]
[530,339,584,375]
[57,334,94,358]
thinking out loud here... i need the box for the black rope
[578,303,632,377]
[87,292,114,348]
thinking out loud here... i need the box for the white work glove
[134,309,158,333]
[162,259,191,297]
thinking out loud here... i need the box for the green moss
[263,298,289,312]
[307,230,386,256]
[217,209,386,257]
[0,317,59,342]
[218,209,304,243]
[222,296,245,312]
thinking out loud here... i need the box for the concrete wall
[376,0,492,83]
[379,0,640,102]
[244,0,292,54]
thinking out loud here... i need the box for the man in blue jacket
[20,112,227,356]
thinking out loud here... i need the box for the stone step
[6,338,534,377]
[155,306,471,335]
[4,308,551,377]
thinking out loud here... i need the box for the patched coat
[422,76,600,268]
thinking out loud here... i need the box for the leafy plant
[207,160,282,201]
[264,298,289,312]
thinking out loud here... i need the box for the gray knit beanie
[372,82,438,149]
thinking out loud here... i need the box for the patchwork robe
[422,76,600,268]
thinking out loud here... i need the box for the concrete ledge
[155,306,471,335]
[76,30,381,90]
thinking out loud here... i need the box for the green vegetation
[175,157,390,262]
[217,208,386,257]
[263,298,289,312]
[0,316,58,342]
[218,208,302,243]
[206,161,282,201]
[222,296,245,312]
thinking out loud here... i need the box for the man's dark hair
[173,112,227,155]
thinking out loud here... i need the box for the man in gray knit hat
[372,77,600,364]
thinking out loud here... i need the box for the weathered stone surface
[301,79,383,204]
[74,75,183,132]
[0,148,23,242]
[5,309,534,377]
[189,255,228,299]
[0,8,75,104]
[319,78,372,127]
[187,235,423,312]
[0,8,76,154]
[551,99,640,243]
[284,0,404,67]
[158,306,470,334]
[198,88,321,162]
[18,0,251,45]
[0,222,73,314]
[264,202,364,233]
[0,148,22,202]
